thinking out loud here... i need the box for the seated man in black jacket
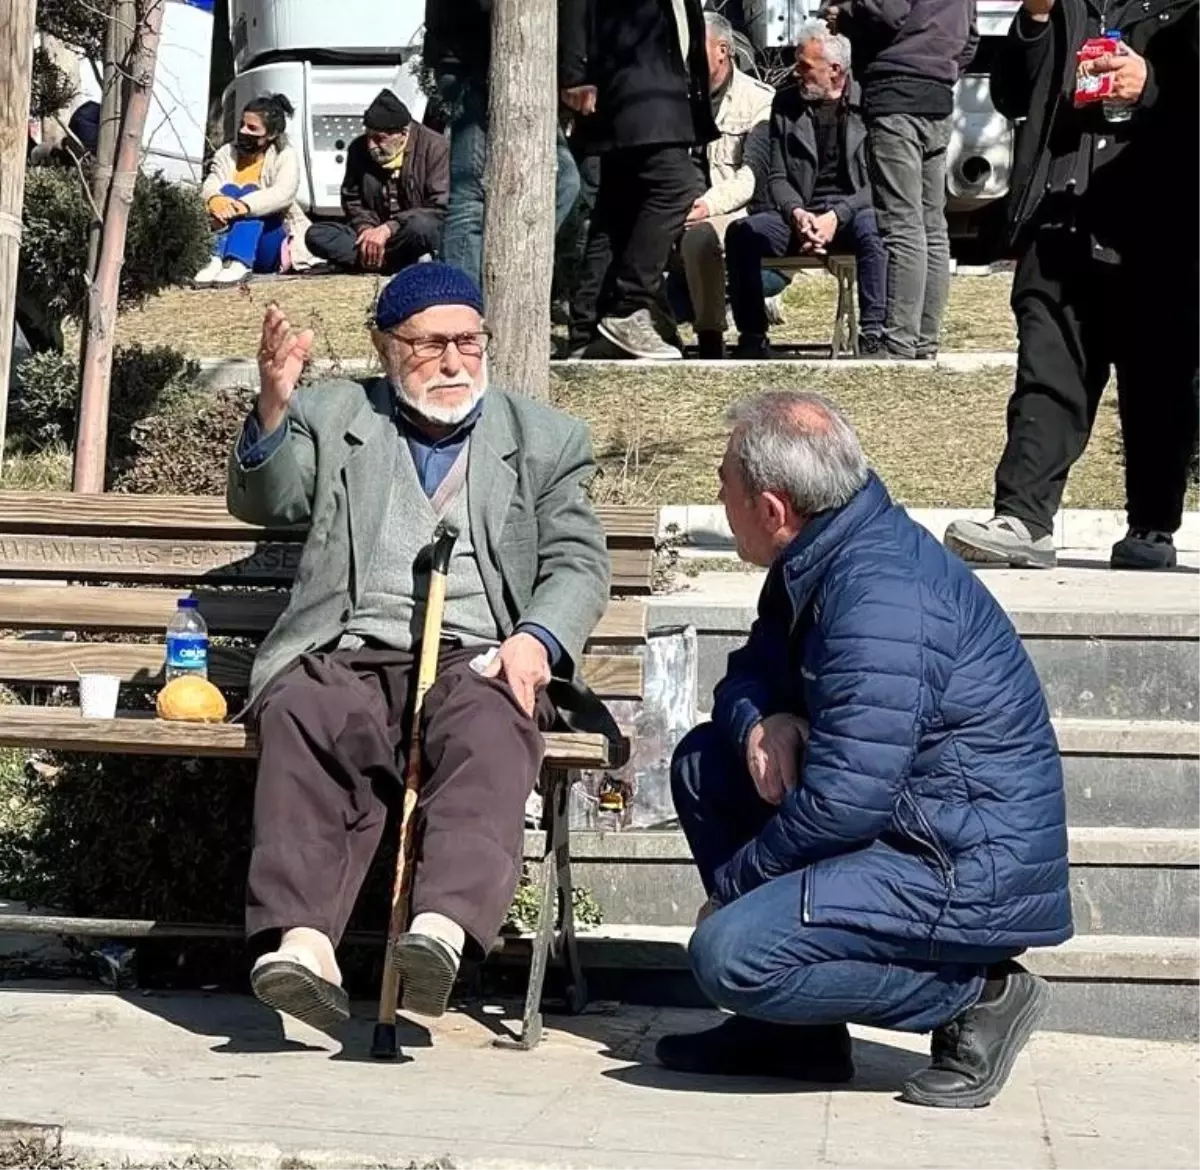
[725,21,886,358]
[306,90,449,274]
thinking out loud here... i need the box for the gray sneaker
[943,515,1057,569]
[764,294,785,327]
[597,309,682,361]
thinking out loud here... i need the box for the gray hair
[704,10,736,49]
[725,391,869,515]
[796,17,852,71]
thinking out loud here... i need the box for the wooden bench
[0,491,655,1050]
[762,253,859,359]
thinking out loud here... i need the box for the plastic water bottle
[165,597,209,681]
[1103,31,1133,124]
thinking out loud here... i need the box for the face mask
[236,131,266,154]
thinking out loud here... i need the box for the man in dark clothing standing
[423,0,582,289]
[724,21,887,358]
[306,90,449,274]
[562,0,717,360]
[945,0,1198,571]
[827,0,978,360]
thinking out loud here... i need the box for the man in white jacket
[678,12,775,359]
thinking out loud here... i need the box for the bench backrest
[0,492,654,705]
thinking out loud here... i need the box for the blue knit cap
[373,262,485,330]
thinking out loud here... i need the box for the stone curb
[661,504,1200,554]
[194,351,1019,392]
[523,827,1200,868]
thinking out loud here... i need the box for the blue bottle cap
[178,597,199,609]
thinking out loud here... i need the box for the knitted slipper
[251,948,350,1032]
[393,933,460,1018]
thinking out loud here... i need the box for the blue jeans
[212,183,287,272]
[671,723,1018,1033]
[726,207,887,339]
[438,77,580,286]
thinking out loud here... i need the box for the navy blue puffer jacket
[712,474,1073,950]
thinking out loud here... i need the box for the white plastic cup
[79,674,120,719]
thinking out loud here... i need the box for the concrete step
[1056,720,1199,829]
[526,827,1200,939]
[649,565,1200,722]
[539,926,1198,1041]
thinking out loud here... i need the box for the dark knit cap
[374,262,485,330]
[363,88,412,132]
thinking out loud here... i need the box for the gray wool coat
[226,378,611,702]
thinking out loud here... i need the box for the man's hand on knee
[745,713,810,805]
[481,632,550,717]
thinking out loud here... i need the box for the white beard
[392,362,488,425]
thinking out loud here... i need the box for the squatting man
[657,392,1073,1109]
[227,262,610,1029]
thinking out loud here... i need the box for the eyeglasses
[392,330,492,359]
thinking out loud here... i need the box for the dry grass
[0,445,73,491]
[552,362,1138,510]
[80,271,1017,361]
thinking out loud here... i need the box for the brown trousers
[245,645,553,953]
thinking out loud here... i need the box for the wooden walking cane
[371,521,460,1061]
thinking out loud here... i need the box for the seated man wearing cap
[306,88,450,274]
[227,262,610,1030]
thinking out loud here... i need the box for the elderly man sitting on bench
[226,262,610,1030]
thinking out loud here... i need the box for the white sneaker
[597,309,682,361]
[213,259,251,285]
[193,256,224,286]
[764,294,785,327]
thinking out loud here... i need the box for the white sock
[277,926,342,985]
[410,912,465,959]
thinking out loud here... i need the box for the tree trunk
[0,0,38,478]
[73,0,164,494]
[481,0,557,401]
[85,0,136,286]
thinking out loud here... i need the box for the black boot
[733,333,779,360]
[1111,528,1177,570]
[655,1016,854,1082]
[901,961,1049,1109]
[696,330,726,360]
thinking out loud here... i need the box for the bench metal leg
[828,258,859,360]
[494,766,586,1051]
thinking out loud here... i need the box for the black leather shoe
[733,333,781,360]
[1111,529,1177,570]
[656,1016,854,1082]
[901,963,1049,1109]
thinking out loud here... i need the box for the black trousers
[995,230,1199,538]
[246,646,554,955]
[305,210,442,274]
[580,144,701,327]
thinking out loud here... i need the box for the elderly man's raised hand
[1022,0,1054,19]
[256,304,314,434]
[745,713,810,806]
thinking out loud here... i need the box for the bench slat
[0,586,649,643]
[0,493,658,544]
[0,536,654,593]
[0,641,645,701]
[0,706,615,767]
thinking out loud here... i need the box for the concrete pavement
[1,985,1195,1169]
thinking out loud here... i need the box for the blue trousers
[438,77,581,286]
[671,723,1019,1033]
[212,183,287,272]
[726,207,887,339]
